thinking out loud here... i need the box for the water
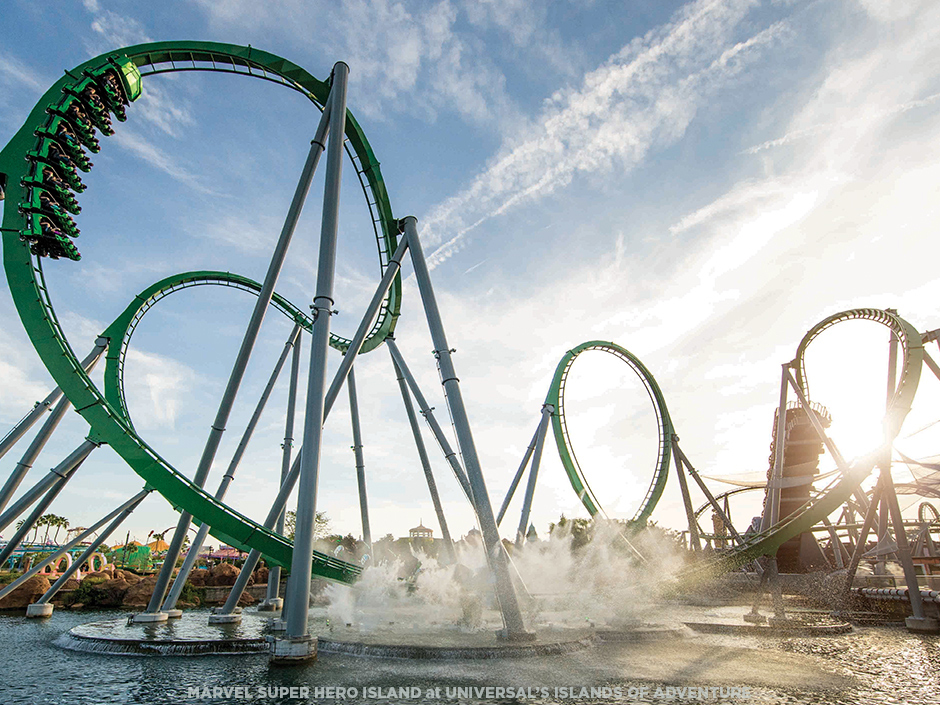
[1,606,938,704]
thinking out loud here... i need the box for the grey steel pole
[163,324,301,611]
[0,394,62,464]
[347,367,372,548]
[32,490,149,608]
[322,236,409,415]
[391,352,456,564]
[0,439,97,534]
[403,216,530,640]
[267,327,303,607]
[674,443,745,546]
[876,323,900,575]
[145,91,334,618]
[672,441,701,552]
[0,440,96,567]
[838,476,884,610]
[497,423,541,527]
[0,340,106,513]
[283,61,348,647]
[515,404,552,547]
[0,489,149,602]
[881,473,927,618]
[784,370,849,470]
[386,338,474,504]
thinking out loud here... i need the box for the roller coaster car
[34,123,93,172]
[60,88,113,135]
[26,144,85,192]
[21,218,80,261]
[22,172,81,214]
[47,104,100,153]
[19,191,80,239]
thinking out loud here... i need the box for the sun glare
[801,320,902,463]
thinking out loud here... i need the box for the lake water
[1,607,938,704]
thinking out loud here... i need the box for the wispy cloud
[0,51,46,93]
[112,129,221,195]
[194,0,532,127]
[123,349,200,431]
[418,0,786,269]
[742,92,940,155]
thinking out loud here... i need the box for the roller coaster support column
[672,439,745,549]
[26,489,151,617]
[390,349,456,564]
[672,438,701,553]
[0,439,97,567]
[262,326,303,612]
[516,404,552,547]
[836,476,885,611]
[403,215,532,641]
[883,321,935,631]
[882,468,935,630]
[497,424,542,527]
[0,339,106,513]
[0,488,150,607]
[386,339,474,505]
[874,321,901,576]
[166,324,302,615]
[278,62,348,663]
[0,439,97,535]
[348,366,372,549]
[143,75,335,624]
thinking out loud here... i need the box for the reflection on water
[0,608,938,705]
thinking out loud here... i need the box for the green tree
[284,510,329,540]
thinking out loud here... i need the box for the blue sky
[2,0,940,547]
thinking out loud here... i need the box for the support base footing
[26,602,53,618]
[269,635,317,664]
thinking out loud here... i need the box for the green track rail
[545,341,673,526]
[0,42,408,582]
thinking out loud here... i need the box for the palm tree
[15,518,42,544]
[52,515,68,544]
[39,514,54,543]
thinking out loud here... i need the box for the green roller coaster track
[0,41,408,583]
[545,341,673,526]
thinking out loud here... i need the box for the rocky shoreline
[0,563,271,612]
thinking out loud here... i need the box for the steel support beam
[283,62,348,645]
[0,339,106,513]
[402,215,530,640]
[347,367,371,548]
[390,351,456,564]
[497,422,541,527]
[386,338,474,504]
[0,439,96,567]
[0,488,149,601]
[33,490,150,607]
[266,326,303,608]
[516,404,552,547]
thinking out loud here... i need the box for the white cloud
[418,0,785,264]
[123,349,200,430]
[0,51,46,93]
[112,129,220,195]
[194,0,524,126]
